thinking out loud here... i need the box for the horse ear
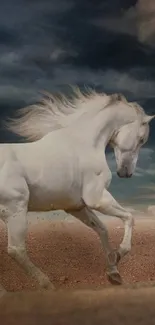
[142,115,155,124]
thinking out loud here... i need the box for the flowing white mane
[4,86,145,142]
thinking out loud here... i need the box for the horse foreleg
[84,188,134,263]
[70,207,122,285]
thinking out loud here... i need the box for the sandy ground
[0,216,155,291]
[0,215,155,324]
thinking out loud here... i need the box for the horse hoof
[47,283,56,291]
[39,277,55,290]
[40,284,56,291]
[107,272,123,285]
[0,289,7,299]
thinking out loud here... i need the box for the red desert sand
[0,217,155,291]
[1,217,155,325]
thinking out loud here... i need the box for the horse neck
[60,94,110,128]
[67,103,133,151]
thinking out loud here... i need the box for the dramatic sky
[1,0,155,208]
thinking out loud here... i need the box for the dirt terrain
[0,217,155,324]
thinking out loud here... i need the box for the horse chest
[103,164,112,188]
[81,152,112,188]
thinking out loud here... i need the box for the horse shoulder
[80,150,110,175]
[81,159,112,207]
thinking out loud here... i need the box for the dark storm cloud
[0,0,154,106]
[1,0,155,124]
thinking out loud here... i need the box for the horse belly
[28,189,83,212]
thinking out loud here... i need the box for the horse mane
[130,102,145,117]
[4,86,139,142]
[107,95,145,118]
[105,93,128,106]
[4,86,108,141]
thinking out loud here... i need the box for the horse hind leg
[1,184,55,291]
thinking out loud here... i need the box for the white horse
[0,88,154,294]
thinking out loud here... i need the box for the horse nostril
[117,171,123,177]
[117,171,124,178]
[126,173,132,178]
